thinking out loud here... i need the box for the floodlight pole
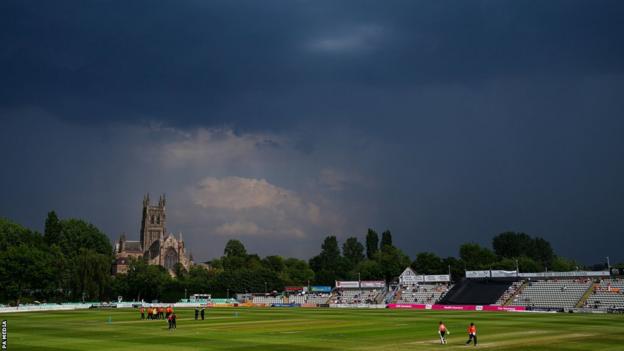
[606,256,611,271]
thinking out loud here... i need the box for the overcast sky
[1,1,623,264]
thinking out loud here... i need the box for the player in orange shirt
[438,321,449,344]
[465,322,477,346]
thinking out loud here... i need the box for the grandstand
[585,278,624,310]
[394,283,451,304]
[511,279,593,309]
[252,295,286,305]
[239,269,620,310]
[305,293,330,304]
[250,293,330,305]
[330,288,384,304]
[494,281,524,305]
[440,279,514,305]
[288,295,306,304]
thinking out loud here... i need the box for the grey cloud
[1,1,624,264]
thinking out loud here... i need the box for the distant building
[113,194,192,275]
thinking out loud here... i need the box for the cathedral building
[113,194,192,275]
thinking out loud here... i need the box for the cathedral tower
[140,193,166,252]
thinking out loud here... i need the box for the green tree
[224,239,247,258]
[55,219,112,301]
[551,256,578,272]
[223,239,248,270]
[365,229,379,259]
[355,260,383,280]
[126,258,171,301]
[412,252,445,274]
[309,236,347,285]
[517,256,541,272]
[459,243,497,270]
[73,248,112,301]
[532,237,554,269]
[492,257,517,270]
[245,254,263,270]
[262,255,285,273]
[492,232,534,259]
[0,218,39,251]
[492,231,554,269]
[44,211,62,245]
[380,230,393,251]
[0,244,57,304]
[342,237,365,269]
[378,246,410,282]
[282,258,314,286]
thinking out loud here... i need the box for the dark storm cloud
[2,1,623,128]
[1,1,624,264]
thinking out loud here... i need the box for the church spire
[143,193,150,207]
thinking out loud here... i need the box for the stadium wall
[387,303,526,312]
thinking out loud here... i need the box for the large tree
[125,258,172,301]
[262,255,285,273]
[492,231,554,268]
[224,239,247,258]
[492,232,534,259]
[342,237,365,269]
[459,243,497,270]
[355,259,383,280]
[365,229,379,259]
[223,239,248,270]
[309,236,347,285]
[282,258,314,286]
[44,211,62,245]
[532,237,554,268]
[378,245,410,282]
[0,244,57,304]
[380,230,393,251]
[412,252,445,275]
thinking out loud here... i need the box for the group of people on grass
[140,306,174,320]
[438,321,477,346]
[139,306,177,330]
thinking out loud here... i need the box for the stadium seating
[288,295,306,304]
[494,281,524,306]
[330,288,384,304]
[395,283,451,304]
[305,293,330,304]
[511,279,592,309]
[252,296,286,304]
[440,279,514,305]
[585,278,624,310]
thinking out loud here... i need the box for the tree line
[1,212,619,304]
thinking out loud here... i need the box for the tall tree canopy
[342,237,365,269]
[365,229,379,259]
[224,239,247,258]
[44,211,62,245]
[380,230,393,251]
[459,243,497,270]
[309,236,347,285]
[492,232,554,268]
[412,252,445,275]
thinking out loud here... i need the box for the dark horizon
[1,1,623,265]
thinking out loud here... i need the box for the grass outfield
[1,308,623,350]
